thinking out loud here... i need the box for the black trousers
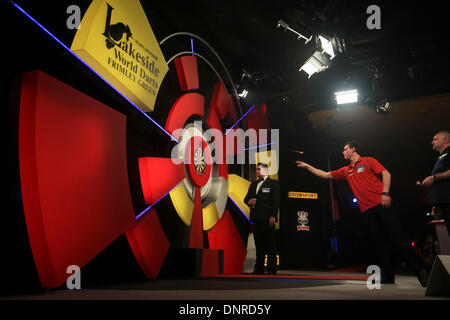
[435,203,450,236]
[252,220,277,273]
[363,205,421,278]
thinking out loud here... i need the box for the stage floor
[2,269,448,300]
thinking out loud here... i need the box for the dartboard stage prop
[12,0,276,288]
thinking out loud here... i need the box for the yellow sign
[71,0,168,112]
[288,191,318,199]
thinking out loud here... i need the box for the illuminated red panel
[247,103,270,131]
[211,83,237,122]
[138,157,185,205]
[208,210,247,274]
[125,209,169,279]
[174,56,199,91]
[247,103,271,144]
[19,71,136,288]
[165,93,204,140]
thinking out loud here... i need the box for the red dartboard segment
[138,157,185,205]
[174,55,199,91]
[165,92,204,140]
[125,208,170,279]
[189,187,204,248]
[208,210,247,274]
[206,91,228,179]
[211,82,237,123]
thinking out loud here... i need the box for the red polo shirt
[330,156,386,212]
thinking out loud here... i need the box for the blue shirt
[429,146,450,205]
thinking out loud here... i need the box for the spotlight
[241,69,252,80]
[299,51,331,78]
[375,98,391,113]
[335,89,358,105]
[276,19,289,29]
[276,20,346,77]
[237,89,248,99]
[352,198,357,203]
[316,35,346,60]
[318,35,335,59]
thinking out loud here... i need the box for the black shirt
[429,146,450,205]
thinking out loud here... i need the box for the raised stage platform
[2,269,448,300]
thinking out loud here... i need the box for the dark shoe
[417,269,429,287]
[268,269,277,275]
[252,269,264,275]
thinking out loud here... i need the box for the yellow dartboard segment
[169,183,193,226]
[228,174,251,219]
[169,182,220,230]
[202,202,219,230]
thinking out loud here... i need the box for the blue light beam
[135,180,184,220]
[225,104,256,135]
[244,142,274,151]
[228,195,252,224]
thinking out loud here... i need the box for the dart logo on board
[71,0,168,112]
[103,5,133,50]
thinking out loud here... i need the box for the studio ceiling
[145,0,450,111]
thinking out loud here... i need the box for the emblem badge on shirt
[348,168,354,176]
[261,187,271,193]
[439,153,448,160]
[356,164,365,173]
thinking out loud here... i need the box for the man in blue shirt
[421,130,450,235]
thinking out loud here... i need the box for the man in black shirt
[421,130,450,235]
[244,163,280,275]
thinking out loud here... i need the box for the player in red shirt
[296,141,428,287]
